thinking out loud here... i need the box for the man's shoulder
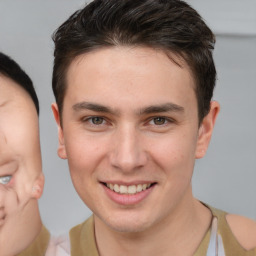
[226,214,256,251]
[202,203,256,253]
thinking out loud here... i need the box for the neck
[0,199,42,256]
[95,192,211,256]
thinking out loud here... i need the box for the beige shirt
[16,225,71,256]
[69,205,256,256]
[17,225,50,256]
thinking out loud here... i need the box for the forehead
[65,46,196,110]
[0,74,40,174]
[0,75,35,112]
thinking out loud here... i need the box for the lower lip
[102,184,155,206]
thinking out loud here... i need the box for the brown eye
[91,117,104,125]
[153,117,166,125]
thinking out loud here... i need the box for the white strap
[45,235,71,256]
[206,217,226,256]
[217,234,226,256]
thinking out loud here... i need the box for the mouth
[101,182,157,205]
[102,182,156,195]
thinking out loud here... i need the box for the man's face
[0,75,42,254]
[54,47,217,233]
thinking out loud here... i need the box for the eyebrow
[72,101,184,116]
[72,102,116,114]
[140,103,184,115]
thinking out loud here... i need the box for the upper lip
[100,180,156,186]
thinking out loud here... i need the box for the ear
[31,173,44,199]
[51,103,67,159]
[195,101,220,159]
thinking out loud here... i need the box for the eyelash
[148,116,174,126]
[0,175,12,185]
[146,116,177,129]
[82,116,108,126]
[81,115,174,127]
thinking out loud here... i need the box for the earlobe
[195,101,220,159]
[31,173,44,199]
[51,103,67,159]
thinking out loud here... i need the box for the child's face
[0,75,42,255]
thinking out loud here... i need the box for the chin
[98,213,154,233]
[107,221,151,233]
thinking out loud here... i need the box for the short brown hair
[52,0,216,123]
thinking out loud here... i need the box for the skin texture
[226,215,256,250]
[52,46,221,255]
[0,75,43,256]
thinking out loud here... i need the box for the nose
[109,125,147,173]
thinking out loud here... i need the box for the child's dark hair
[0,52,39,114]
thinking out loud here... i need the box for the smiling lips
[101,181,157,206]
[106,183,152,195]
[103,182,156,205]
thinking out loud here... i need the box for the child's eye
[0,175,12,185]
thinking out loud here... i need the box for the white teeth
[128,185,136,194]
[113,184,120,193]
[137,184,142,192]
[142,184,147,190]
[106,183,152,194]
[119,185,127,194]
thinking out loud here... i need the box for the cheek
[150,134,197,202]
[4,191,18,215]
[14,169,36,199]
[150,132,197,170]
[65,135,106,183]
[64,138,104,208]
[0,186,18,216]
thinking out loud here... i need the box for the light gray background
[0,0,255,235]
